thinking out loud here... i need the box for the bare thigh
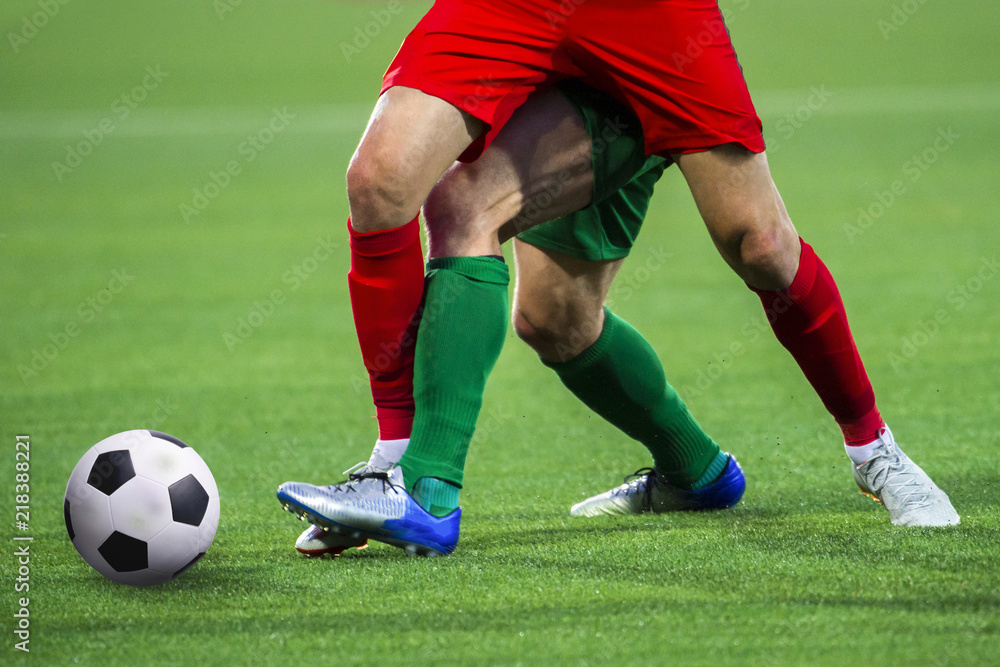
[424,88,595,258]
[673,145,800,289]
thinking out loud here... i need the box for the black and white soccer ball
[64,430,220,586]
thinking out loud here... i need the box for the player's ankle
[412,477,460,517]
[690,451,729,489]
[657,450,728,490]
[369,438,409,469]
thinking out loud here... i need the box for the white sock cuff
[844,425,889,465]
[369,438,409,469]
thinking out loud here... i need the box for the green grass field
[3,0,999,664]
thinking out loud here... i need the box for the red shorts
[382,0,764,161]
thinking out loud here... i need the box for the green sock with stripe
[398,256,510,515]
[544,308,725,489]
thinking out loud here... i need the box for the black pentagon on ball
[64,499,75,541]
[149,430,189,448]
[172,552,205,579]
[169,474,209,526]
[99,531,148,572]
[87,450,136,495]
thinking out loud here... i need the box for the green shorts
[516,80,670,261]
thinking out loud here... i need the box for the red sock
[347,216,424,441]
[752,239,883,445]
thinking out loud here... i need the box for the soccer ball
[64,430,220,586]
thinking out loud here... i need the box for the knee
[713,195,800,290]
[737,223,800,290]
[512,303,600,363]
[511,307,546,349]
[423,172,477,247]
[423,166,502,257]
[346,150,418,232]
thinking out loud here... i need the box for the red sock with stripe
[752,238,884,446]
[347,216,424,441]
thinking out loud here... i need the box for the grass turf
[2,0,999,664]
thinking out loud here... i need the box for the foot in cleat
[570,454,746,517]
[277,466,460,556]
[295,524,368,557]
[851,426,959,527]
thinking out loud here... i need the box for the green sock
[412,477,461,517]
[544,308,724,489]
[398,256,510,502]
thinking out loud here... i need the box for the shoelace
[353,469,402,493]
[861,443,932,509]
[336,462,403,494]
[615,467,659,509]
[323,462,374,494]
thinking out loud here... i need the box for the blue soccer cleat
[570,454,746,516]
[278,466,460,556]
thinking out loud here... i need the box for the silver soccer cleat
[570,455,746,517]
[291,462,380,557]
[852,427,960,527]
[295,523,368,557]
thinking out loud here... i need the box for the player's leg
[278,87,604,555]
[286,0,576,554]
[674,145,882,438]
[511,239,744,516]
[396,83,678,518]
[511,83,745,512]
[564,0,955,526]
[281,0,593,554]
[336,0,577,487]
[397,88,599,519]
[674,145,958,526]
[291,87,483,556]
[407,80,743,518]
[348,84,484,435]
[341,0,573,463]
